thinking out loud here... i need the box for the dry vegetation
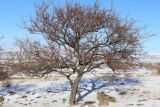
[155,63,160,74]
[138,62,155,70]
[97,92,116,106]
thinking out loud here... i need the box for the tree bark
[69,73,83,105]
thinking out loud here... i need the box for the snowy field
[0,53,160,107]
[0,69,160,107]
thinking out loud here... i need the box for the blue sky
[0,0,160,52]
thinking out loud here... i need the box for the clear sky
[0,0,160,52]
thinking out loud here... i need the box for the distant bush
[155,63,160,75]
[138,62,155,70]
[0,71,8,81]
[1,79,12,87]
[0,69,11,87]
[99,74,118,79]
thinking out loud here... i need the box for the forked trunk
[69,74,83,105]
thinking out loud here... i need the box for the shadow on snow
[77,77,140,101]
[0,77,141,100]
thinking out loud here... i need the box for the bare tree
[0,47,9,81]
[14,1,144,105]
[12,39,60,77]
[0,39,11,81]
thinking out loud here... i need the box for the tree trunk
[69,74,83,105]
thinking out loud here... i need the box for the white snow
[0,70,160,107]
[140,52,160,63]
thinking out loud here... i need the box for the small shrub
[1,79,12,87]
[0,96,4,104]
[97,92,116,106]
[99,74,117,79]
[156,68,160,75]
[154,63,160,75]
[138,62,154,70]
[157,70,160,75]
[0,71,8,81]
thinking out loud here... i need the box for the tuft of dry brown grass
[97,92,116,106]
[150,63,160,76]
[98,74,118,79]
[1,79,12,87]
[156,67,160,75]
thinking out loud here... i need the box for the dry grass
[98,74,118,79]
[142,91,151,95]
[0,71,8,81]
[1,79,12,87]
[150,63,160,76]
[138,62,155,70]
[0,73,67,86]
[150,70,160,76]
[155,66,160,75]
[97,92,116,106]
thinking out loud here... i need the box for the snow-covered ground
[140,52,160,63]
[0,68,160,107]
